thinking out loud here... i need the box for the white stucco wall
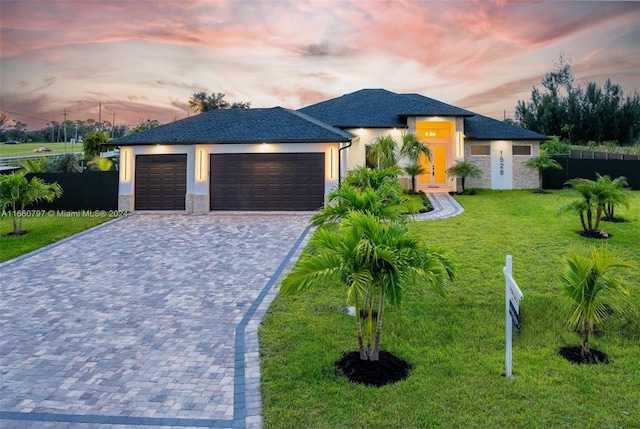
[118,142,340,213]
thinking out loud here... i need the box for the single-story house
[111,89,546,213]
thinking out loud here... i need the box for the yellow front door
[418,143,447,186]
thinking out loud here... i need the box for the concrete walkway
[412,192,464,220]
[0,213,312,429]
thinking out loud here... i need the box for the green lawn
[260,189,640,429]
[0,142,83,158]
[0,215,116,262]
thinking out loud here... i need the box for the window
[470,145,490,155]
[512,145,531,156]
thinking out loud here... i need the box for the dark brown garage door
[135,154,187,210]
[210,153,325,211]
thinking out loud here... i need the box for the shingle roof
[298,89,475,128]
[463,115,547,141]
[110,107,353,145]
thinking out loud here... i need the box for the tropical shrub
[366,135,398,169]
[18,157,48,173]
[83,130,110,160]
[87,156,114,171]
[0,171,63,235]
[45,153,82,173]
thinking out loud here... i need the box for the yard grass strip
[260,189,640,429]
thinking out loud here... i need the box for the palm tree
[561,245,637,357]
[446,161,482,193]
[87,156,114,171]
[400,133,431,191]
[523,154,563,193]
[366,135,398,169]
[559,177,610,236]
[18,157,48,173]
[595,174,630,221]
[310,184,405,227]
[0,171,63,235]
[280,211,454,362]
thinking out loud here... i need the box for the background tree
[561,245,637,358]
[446,161,482,193]
[523,152,563,193]
[128,120,161,134]
[0,171,62,235]
[515,54,640,145]
[83,130,110,160]
[189,91,251,113]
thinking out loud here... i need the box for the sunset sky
[1,0,638,131]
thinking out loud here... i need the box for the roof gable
[110,107,353,145]
[298,89,474,128]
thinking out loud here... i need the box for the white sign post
[503,255,523,379]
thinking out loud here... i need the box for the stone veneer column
[118,195,134,212]
[193,195,210,214]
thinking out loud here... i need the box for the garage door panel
[135,154,187,210]
[210,153,324,211]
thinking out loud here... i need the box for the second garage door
[210,153,325,211]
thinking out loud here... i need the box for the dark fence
[543,157,640,190]
[570,149,640,161]
[25,171,119,210]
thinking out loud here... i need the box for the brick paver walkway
[413,192,464,220]
[0,213,312,429]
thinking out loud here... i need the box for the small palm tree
[446,161,482,193]
[367,135,398,169]
[280,211,454,362]
[311,184,405,227]
[595,174,630,221]
[400,133,431,191]
[523,154,563,193]
[341,166,403,203]
[0,171,63,235]
[18,157,48,173]
[87,156,114,171]
[559,177,606,236]
[561,245,637,357]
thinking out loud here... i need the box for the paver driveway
[0,213,312,428]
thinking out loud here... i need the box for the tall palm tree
[523,154,563,193]
[561,245,637,357]
[446,161,482,193]
[0,171,62,235]
[280,211,454,362]
[366,135,398,169]
[400,133,431,191]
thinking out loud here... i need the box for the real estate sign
[503,255,524,379]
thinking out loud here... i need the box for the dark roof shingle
[298,89,474,128]
[110,107,353,145]
[463,115,547,140]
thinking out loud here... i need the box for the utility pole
[111,112,116,138]
[98,102,102,130]
[51,120,54,142]
[62,108,69,147]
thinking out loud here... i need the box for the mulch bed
[335,350,412,387]
[558,346,609,364]
[578,230,612,239]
